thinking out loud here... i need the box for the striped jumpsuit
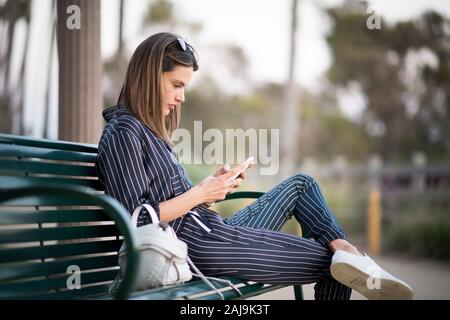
[96,105,352,300]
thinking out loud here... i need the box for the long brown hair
[118,33,198,145]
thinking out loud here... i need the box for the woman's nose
[176,91,185,103]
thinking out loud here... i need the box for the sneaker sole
[330,262,414,300]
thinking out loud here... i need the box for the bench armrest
[223,191,264,201]
[0,184,139,299]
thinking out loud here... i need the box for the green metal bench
[0,133,305,300]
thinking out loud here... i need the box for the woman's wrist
[190,184,206,206]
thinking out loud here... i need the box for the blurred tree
[103,0,129,107]
[143,0,174,26]
[118,0,125,55]
[104,0,204,108]
[57,0,103,143]
[416,11,450,161]
[212,43,250,89]
[141,0,203,35]
[43,0,56,139]
[300,90,372,162]
[326,1,450,161]
[0,0,32,135]
[280,0,300,179]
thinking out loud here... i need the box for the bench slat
[0,159,97,177]
[199,283,286,300]
[1,196,99,206]
[0,225,119,243]
[0,269,117,299]
[0,144,96,163]
[0,239,122,263]
[0,209,110,225]
[0,176,103,193]
[0,255,119,282]
[29,283,112,300]
[129,277,284,300]
[128,280,216,300]
[0,133,98,153]
[128,276,248,300]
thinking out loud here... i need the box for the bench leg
[294,285,304,300]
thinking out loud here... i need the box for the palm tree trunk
[43,0,56,139]
[279,0,300,179]
[57,0,102,143]
[17,0,31,135]
[118,0,124,57]
[0,15,15,133]
[3,16,14,96]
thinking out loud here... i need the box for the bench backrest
[0,134,134,299]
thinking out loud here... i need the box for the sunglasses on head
[176,36,190,52]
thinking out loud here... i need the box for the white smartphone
[227,156,255,182]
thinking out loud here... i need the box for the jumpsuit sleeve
[95,129,160,224]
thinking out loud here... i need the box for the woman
[95,32,413,300]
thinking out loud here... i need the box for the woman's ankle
[329,239,362,256]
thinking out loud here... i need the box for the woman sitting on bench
[95,32,413,300]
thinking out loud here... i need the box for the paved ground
[249,252,450,300]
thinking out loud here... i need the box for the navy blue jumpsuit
[95,105,352,300]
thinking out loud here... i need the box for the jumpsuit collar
[102,105,132,122]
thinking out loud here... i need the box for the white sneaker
[330,250,414,300]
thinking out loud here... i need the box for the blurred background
[0,0,449,299]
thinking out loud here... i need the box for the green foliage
[300,92,372,162]
[143,0,174,26]
[326,2,450,161]
[319,178,369,234]
[178,2,450,165]
[378,189,450,260]
[385,212,450,261]
[183,163,213,185]
[182,80,375,164]
[316,178,450,261]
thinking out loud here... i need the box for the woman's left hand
[206,164,247,207]
[213,164,231,177]
[213,162,255,180]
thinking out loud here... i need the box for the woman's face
[161,65,194,117]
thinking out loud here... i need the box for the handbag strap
[131,203,160,228]
[186,256,243,300]
[187,210,212,233]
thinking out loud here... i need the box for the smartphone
[227,156,255,182]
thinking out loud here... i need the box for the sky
[100,0,450,121]
[101,0,450,91]
[15,0,450,138]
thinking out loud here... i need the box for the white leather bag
[113,204,192,293]
[110,204,243,299]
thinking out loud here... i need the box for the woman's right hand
[196,164,246,204]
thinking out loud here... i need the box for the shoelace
[187,256,243,300]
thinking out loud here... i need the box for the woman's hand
[198,164,247,205]
[213,162,255,180]
[213,164,231,177]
